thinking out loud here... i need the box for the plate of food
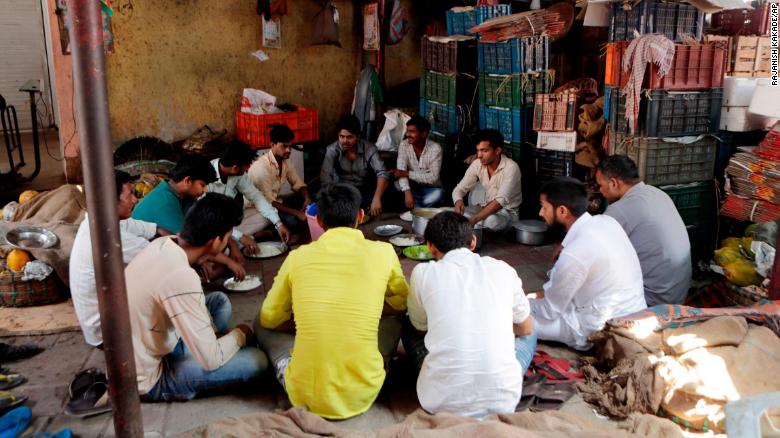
[399,211,413,222]
[242,242,288,259]
[223,275,263,293]
[374,224,403,237]
[403,244,433,261]
[389,234,424,248]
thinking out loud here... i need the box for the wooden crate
[705,35,772,77]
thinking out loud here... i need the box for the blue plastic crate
[478,106,526,144]
[476,5,512,24]
[420,98,467,136]
[604,85,612,123]
[478,39,523,74]
[446,9,477,35]
[522,36,549,72]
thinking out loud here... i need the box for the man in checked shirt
[391,115,444,209]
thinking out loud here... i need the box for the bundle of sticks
[721,194,780,223]
[469,10,565,41]
[729,177,780,205]
[755,129,780,161]
[726,152,780,181]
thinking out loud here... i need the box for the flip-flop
[530,382,577,412]
[0,374,25,391]
[68,368,106,400]
[516,374,547,411]
[0,406,31,438]
[529,351,584,383]
[65,381,111,418]
[0,392,28,414]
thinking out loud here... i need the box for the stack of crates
[604,0,719,263]
[476,32,552,163]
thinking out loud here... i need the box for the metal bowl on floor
[374,224,403,237]
[243,241,288,259]
[4,226,59,250]
[512,220,548,246]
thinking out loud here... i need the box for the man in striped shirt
[391,115,443,209]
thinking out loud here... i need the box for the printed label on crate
[536,131,577,152]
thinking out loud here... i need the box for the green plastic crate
[659,180,716,228]
[503,142,523,162]
[420,70,477,106]
[478,71,553,109]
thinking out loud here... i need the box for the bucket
[306,203,325,241]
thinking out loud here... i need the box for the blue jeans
[411,185,443,208]
[401,316,537,375]
[142,292,269,402]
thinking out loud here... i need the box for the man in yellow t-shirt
[254,183,408,420]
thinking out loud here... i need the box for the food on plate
[390,236,421,247]
[224,275,262,291]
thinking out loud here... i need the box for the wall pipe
[67,1,144,436]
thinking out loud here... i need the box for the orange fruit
[7,249,31,273]
[18,190,38,204]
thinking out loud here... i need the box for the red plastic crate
[532,92,578,132]
[235,107,319,148]
[711,3,770,36]
[604,42,630,87]
[647,43,726,90]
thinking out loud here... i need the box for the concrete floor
[0,215,612,437]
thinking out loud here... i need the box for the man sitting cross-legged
[254,183,409,420]
[127,193,268,402]
[530,177,647,351]
[402,211,536,418]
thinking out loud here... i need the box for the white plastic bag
[240,88,277,115]
[376,109,410,152]
[752,240,775,278]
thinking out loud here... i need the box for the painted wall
[104,0,359,146]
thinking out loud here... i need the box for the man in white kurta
[70,171,162,347]
[531,177,647,350]
[405,211,535,417]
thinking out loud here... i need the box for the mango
[723,260,764,287]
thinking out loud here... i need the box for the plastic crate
[421,70,477,106]
[478,36,549,74]
[480,71,553,109]
[609,89,723,137]
[502,142,523,162]
[523,71,554,107]
[420,98,472,136]
[659,180,715,227]
[446,8,477,36]
[422,36,478,74]
[476,4,512,24]
[478,106,526,144]
[235,107,319,148]
[604,86,613,122]
[606,42,725,90]
[609,133,717,186]
[711,3,770,36]
[609,0,704,42]
[532,91,578,132]
[536,131,577,152]
[535,149,574,181]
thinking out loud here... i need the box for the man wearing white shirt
[70,171,168,348]
[531,177,646,351]
[596,156,691,306]
[209,141,290,243]
[404,211,536,417]
[452,130,522,232]
[391,115,443,209]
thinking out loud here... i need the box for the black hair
[424,211,473,254]
[407,114,431,133]
[336,114,362,137]
[269,124,295,144]
[540,177,589,218]
[317,183,361,229]
[171,155,218,184]
[474,129,504,149]
[115,170,133,199]
[179,193,243,247]
[220,140,258,167]
[597,155,640,184]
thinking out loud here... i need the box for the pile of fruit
[713,235,764,287]
[133,174,165,198]
[3,249,32,274]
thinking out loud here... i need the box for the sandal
[516,374,547,411]
[0,374,25,391]
[0,391,28,414]
[65,381,111,417]
[68,368,106,400]
[530,382,577,412]
[527,351,584,383]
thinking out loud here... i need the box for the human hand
[277,224,291,243]
[235,324,255,346]
[464,154,477,165]
[392,169,409,179]
[239,235,258,255]
[404,191,415,210]
[227,259,246,281]
[370,198,382,217]
[454,200,465,215]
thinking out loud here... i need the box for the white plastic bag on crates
[240,88,277,115]
[376,109,411,152]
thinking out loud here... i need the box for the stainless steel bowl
[411,208,443,236]
[242,241,288,259]
[5,226,59,250]
[374,224,403,237]
[512,220,548,246]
